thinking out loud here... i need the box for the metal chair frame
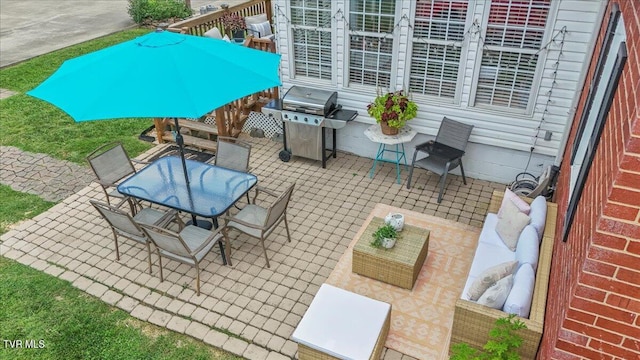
[407,117,474,203]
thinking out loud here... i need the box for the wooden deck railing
[160,0,277,142]
[168,0,272,36]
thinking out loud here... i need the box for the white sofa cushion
[515,225,540,271]
[529,196,547,239]
[498,187,531,217]
[496,200,531,250]
[503,263,536,318]
[478,274,514,309]
[466,260,518,301]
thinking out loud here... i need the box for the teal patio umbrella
[28,30,281,183]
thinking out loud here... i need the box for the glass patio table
[117,156,257,265]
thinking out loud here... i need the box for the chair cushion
[496,200,531,250]
[466,260,518,301]
[245,13,268,26]
[503,263,536,318]
[204,27,223,39]
[529,196,547,239]
[227,204,267,238]
[477,274,514,309]
[515,225,540,271]
[498,188,531,217]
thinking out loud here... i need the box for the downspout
[554,0,608,166]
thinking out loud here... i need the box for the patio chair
[244,13,275,40]
[208,136,253,207]
[86,142,146,214]
[90,199,181,274]
[209,136,252,172]
[221,183,295,268]
[140,223,224,295]
[407,117,474,203]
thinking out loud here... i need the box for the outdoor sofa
[450,190,558,359]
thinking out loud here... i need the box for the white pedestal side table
[365,125,417,184]
[291,283,391,360]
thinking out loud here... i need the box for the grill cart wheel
[279,150,291,162]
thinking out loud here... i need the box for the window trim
[286,0,335,85]
[562,41,627,243]
[570,4,620,164]
[405,0,473,104]
[343,0,402,90]
[469,0,557,115]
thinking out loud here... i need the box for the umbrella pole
[173,117,190,185]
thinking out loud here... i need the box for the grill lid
[282,86,338,115]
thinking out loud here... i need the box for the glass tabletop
[117,157,257,218]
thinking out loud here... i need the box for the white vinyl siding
[347,0,397,87]
[290,0,333,80]
[409,0,469,100]
[474,0,551,111]
[276,0,602,179]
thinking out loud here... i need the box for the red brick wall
[539,1,640,359]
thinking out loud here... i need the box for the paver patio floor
[0,135,505,359]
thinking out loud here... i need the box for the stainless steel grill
[262,86,357,168]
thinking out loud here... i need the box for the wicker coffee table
[353,217,430,290]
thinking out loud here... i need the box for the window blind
[475,0,550,110]
[409,0,468,98]
[290,0,333,80]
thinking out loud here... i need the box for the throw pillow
[529,195,547,239]
[515,225,540,271]
[478,274,514,309]
[498,187,531,218]
[503,263,536,318]
[496,200,531,250]
[467,260,518,301]
[248,21,272,38]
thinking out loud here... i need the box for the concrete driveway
[0,0,133,67]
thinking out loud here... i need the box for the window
[290,0,333,80]
[409,0,469,99]
[348,0,397,87]
[564,6,627,242]
[475,0,551,110]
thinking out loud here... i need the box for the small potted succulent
[371,223,398,249]
[367,90,418,135]
[221,13,246,40]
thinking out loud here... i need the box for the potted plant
[367,90,418,135]
[221,13,245,40]
[371,223,398,249]
[450,314,527,360]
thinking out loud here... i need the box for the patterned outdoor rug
[325,203,480,360]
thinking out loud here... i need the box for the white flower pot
[381,237,396,249]
[385,213,405,232]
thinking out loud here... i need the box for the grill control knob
[304,117,308,122]
[293,115,298,121]
[314,119,319,124]
[283,113,288,119]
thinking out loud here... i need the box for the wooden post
[154,118,166,143]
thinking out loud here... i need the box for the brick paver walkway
[0,146,94,202]
[0,137,504,359]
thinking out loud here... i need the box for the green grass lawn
[0,257,242,360]
[0,29,244,360]
[0,185,56,234]
[0,29,154,164]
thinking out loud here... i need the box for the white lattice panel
[242,111,283,138]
